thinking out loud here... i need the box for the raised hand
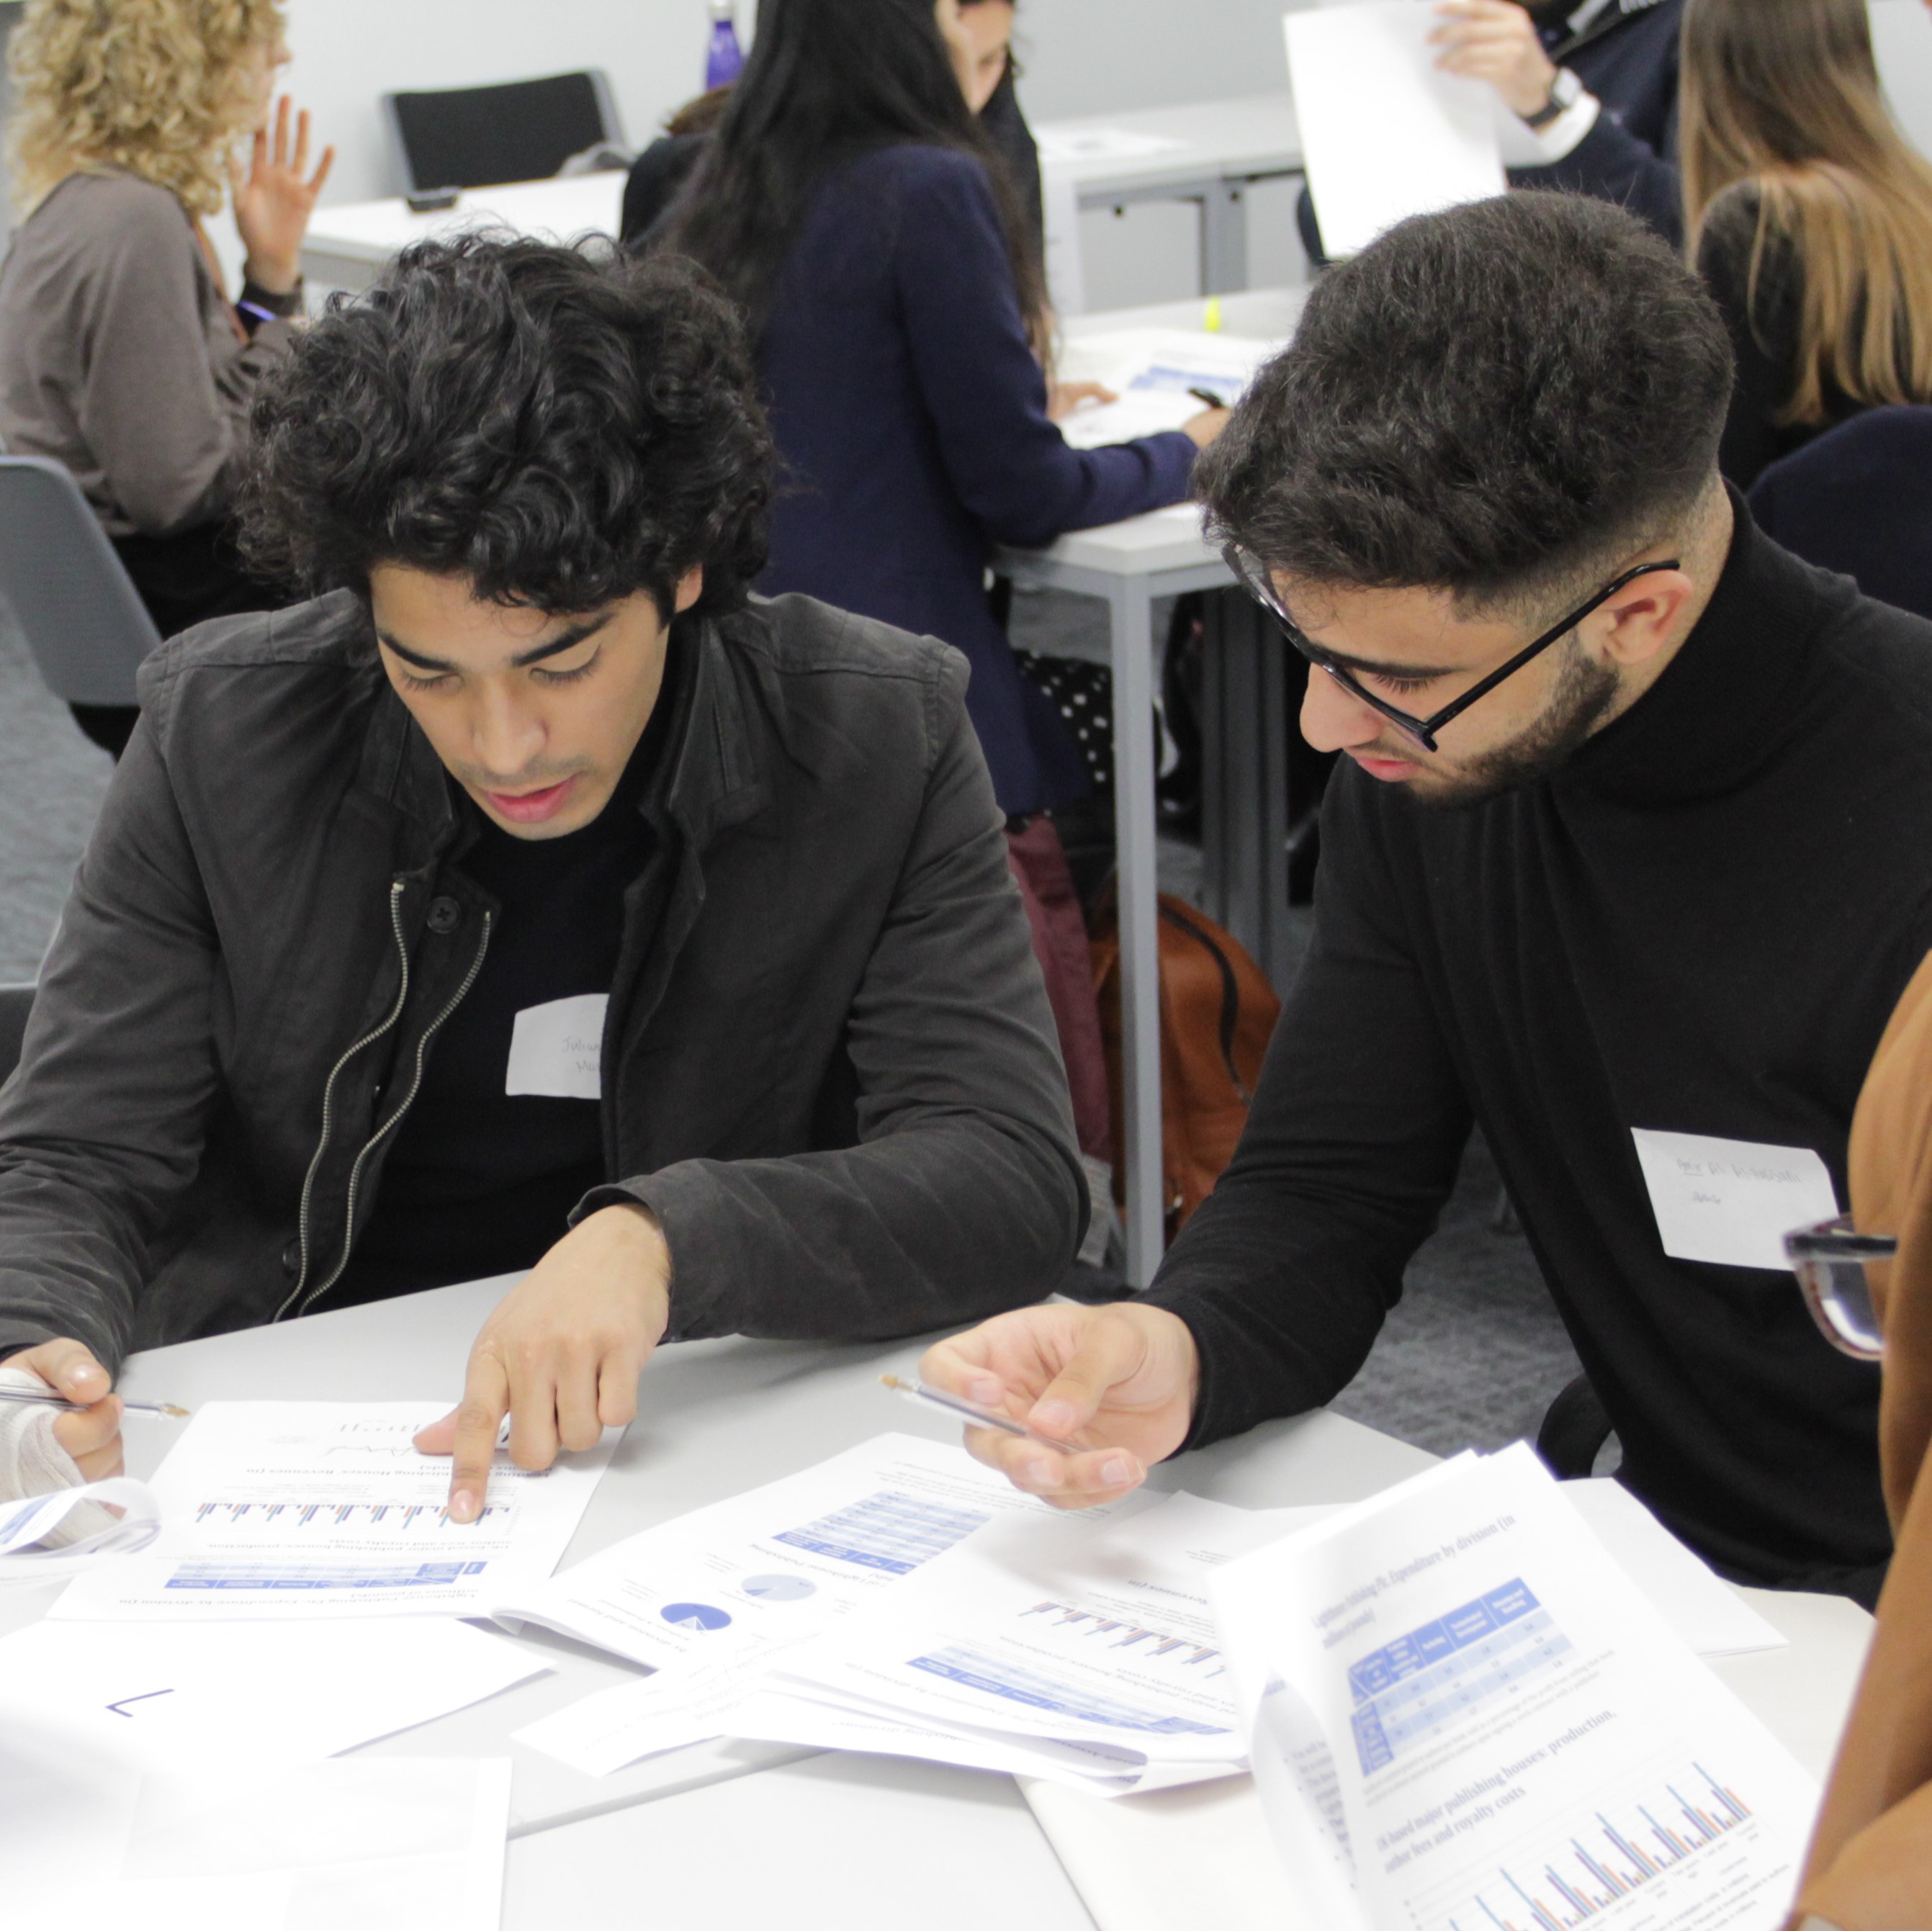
[918,1301,1200,1509]
[230,94,335,297]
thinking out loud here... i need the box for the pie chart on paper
[660,1602,733,1631]
[742,1574,816,1602]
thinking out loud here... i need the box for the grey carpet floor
[0,588,1582,1458]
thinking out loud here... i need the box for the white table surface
[1037,92,1301,201]
[9,1279,1874,1927]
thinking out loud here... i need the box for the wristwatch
[1522,66,1583,130]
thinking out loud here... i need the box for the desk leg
[1201,182,1249,296]
[1110,582,1164,1288]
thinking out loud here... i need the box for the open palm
[230,94,334,295]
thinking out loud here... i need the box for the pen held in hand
[881,1374,1070,1449]
[0,1385,189,1419]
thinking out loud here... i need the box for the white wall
[0,0,1313,297]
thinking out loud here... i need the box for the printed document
[509,1433,1103,1774]
[1212,1445,1820,1931]
[1286,4,1506,258]
[0,1616,545,1766]
[1056,328,1283,450]
[50,1400,613,1621]
[742,1490,1326,1794]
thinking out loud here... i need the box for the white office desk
[300,174,626,297]
[1001,286,1306,1284]
[297,93,1303,305]
[9,1279,1872,1928]
[1035,91,1303,295]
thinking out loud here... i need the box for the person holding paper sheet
[1297,0,1685,261]
[0,238,1088,1523]
[923,191,1932,1610]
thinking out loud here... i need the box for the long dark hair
[661,0,1049,355]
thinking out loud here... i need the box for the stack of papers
[510,1433,1097,1772]
[1213,1445,1820,1930]
[1055,328,1282,450]
[729,1491,1323,1795]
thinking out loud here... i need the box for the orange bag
[1091,888,1282,1242]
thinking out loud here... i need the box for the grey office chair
[0,985,33,1087]
[381,71,628,193]
[0,457,162,709]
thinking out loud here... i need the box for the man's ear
[1594,568,1698,669]
[673,566,704,616]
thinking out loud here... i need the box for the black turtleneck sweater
[1146,498,1932,1603]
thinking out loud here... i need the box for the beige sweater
[0,171,298,537]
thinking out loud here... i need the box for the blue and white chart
[50,1402,614,1622]
[744,1490,1324,1795]
[508,1433,1065,1778]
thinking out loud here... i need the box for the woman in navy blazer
[663,0,1221,821]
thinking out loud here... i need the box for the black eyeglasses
[1784,1215,1890,1361]
[1223,549,1684,754]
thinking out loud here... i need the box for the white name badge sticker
[1630,1127,1840,1271]
[506,993,608,1101]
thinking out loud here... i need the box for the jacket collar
[1549,487,1850,809]
[351,603,772,864]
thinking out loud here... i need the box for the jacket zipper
[273,884,493,1322]
[292,905,494,1320]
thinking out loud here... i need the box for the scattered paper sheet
[508,1433,1110,1775]
[1056,328,1282,451]
[0,1476,160,1585]
[0,1616,547,1766]
[1035,127,1190,164]
[51,1401,614,1621]
[749,1493,1332,1795]
[2,1723,506,1931]
[1286,3,1506,258]
[122,1757,511,1931]
[1213,1446,1820,1931]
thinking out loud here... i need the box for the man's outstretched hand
[918,1302,1200,1510]
[414,1204,670,1522]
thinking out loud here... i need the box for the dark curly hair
[1198,193,1735,616]
[240,235,773,616]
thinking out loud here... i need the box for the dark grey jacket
[0,590,1084,1371]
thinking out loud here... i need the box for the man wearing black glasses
[917,191,1932,1609]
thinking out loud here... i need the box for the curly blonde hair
[7,0,285,217]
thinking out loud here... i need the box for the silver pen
[0,1385,189,1418]
[880,1374,1069,1449]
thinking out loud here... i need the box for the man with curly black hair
[0,238,1085,1521]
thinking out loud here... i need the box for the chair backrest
[0,984,33,1089]
[1748,406,1932,624]
[0,457,163,706]
[381,71,626,193]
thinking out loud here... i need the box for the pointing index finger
[447,1356,509,1525]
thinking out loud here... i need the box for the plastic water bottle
[706,1,744,90]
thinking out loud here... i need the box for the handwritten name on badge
[1630,1127,1839,1271]
[506,993,607,1101]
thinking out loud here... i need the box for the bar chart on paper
[1420,1762,1768,1931]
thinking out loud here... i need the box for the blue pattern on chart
[907,1644,1231,1735]
[773,1490,992,1575]
[164,1559,490,1590]
[1348,1577,1575,1775]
